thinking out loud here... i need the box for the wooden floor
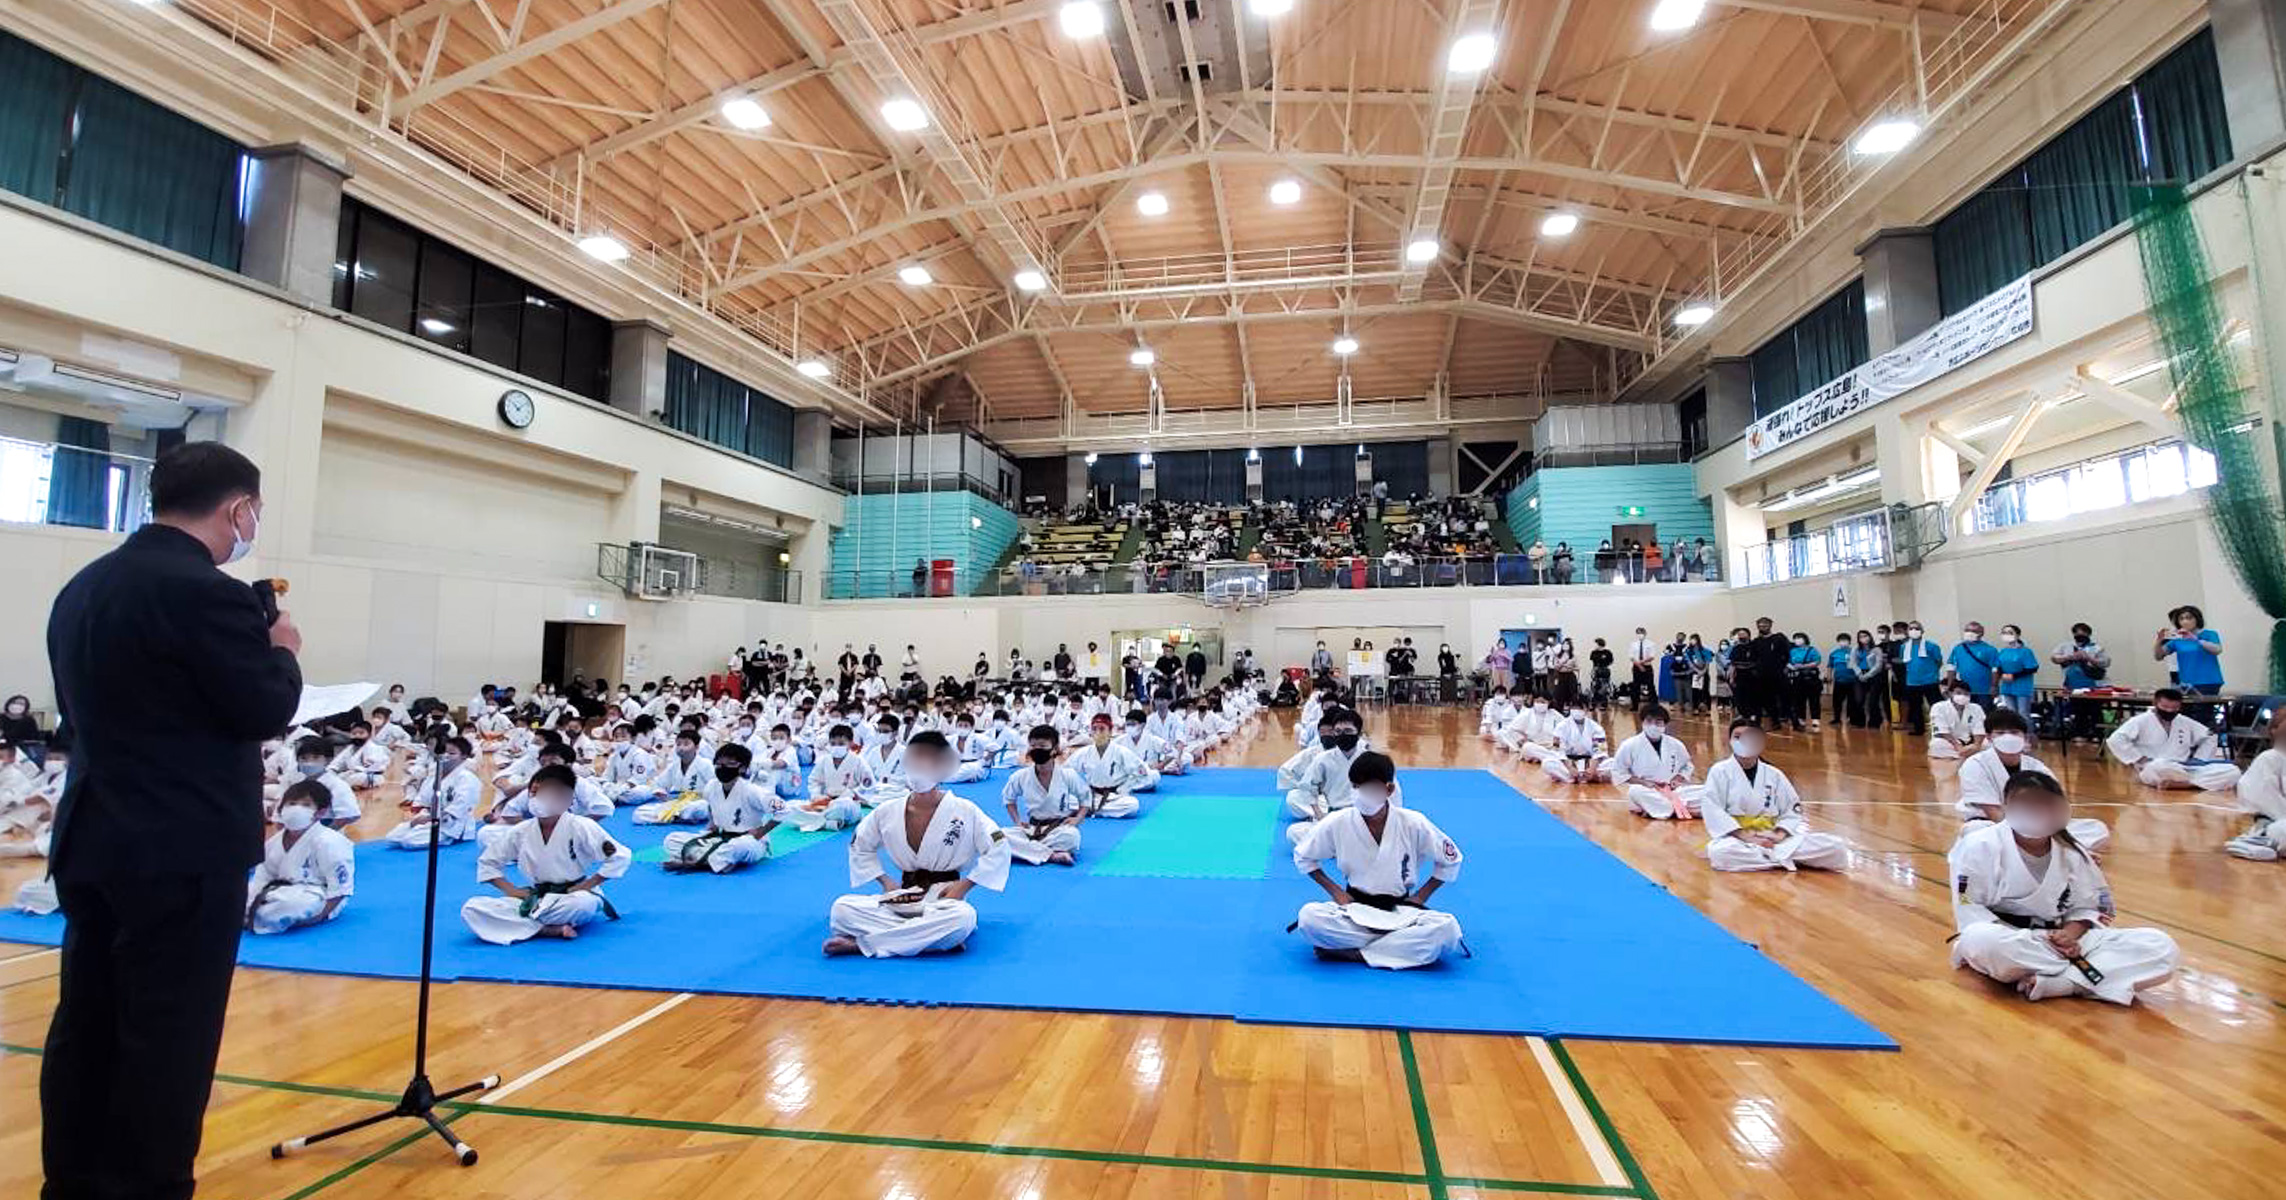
[2,705,2282,1200]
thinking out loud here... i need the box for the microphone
[252,577,289,626]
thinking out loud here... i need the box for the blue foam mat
[0,768,1894,1048]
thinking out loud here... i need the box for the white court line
[1526,1036,1629,1188]
[0,947,58,965]
[481,991,693,1105]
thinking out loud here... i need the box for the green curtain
[58,77,245,269]
[2136,27,2233,187]
[1791,279,1868,394]
[46,416,111,530]
[0,33,76,203]
[666,352,797,467]
[2133,184,2286,690]
[1934,181,2036,315]
[2024,91,2143,267]
[1749,335,1797,418]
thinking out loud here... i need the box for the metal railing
[693,563,802,605]
[1733,509,1894,587]
[0,435,151,534]
[824,552,1720,601]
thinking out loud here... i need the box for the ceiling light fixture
[1013,269,1048,292]
[1852,118,1923,156]
[898,264,934,286]
[1405,237,1441,264]
[1058,1,1105,39]
[1332,336,1360,355]
[1649,0,1707,32]
[1129,347,1157,367]
[1249,0,1294,15]
[1137,190,1170,216]
[1540,211,1580,237]
[797,359,832,379]
[1675,303,1716,327]
[419,318,455,335]
[576,234,630,262]
[719,96,771,130]
[1447,32,1497,74]
[1269,179,1303,205]
[880,98,929,131]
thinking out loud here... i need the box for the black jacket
[46,524,302,879]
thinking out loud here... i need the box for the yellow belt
[1735,815,1777,832]
[655,790,705,822]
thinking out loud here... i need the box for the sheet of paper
[293,682,382,727]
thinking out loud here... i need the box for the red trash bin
[929,558,956,597]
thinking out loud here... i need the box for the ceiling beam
[1719,0,1966,34]
[398,0,670,110]
[1401,0,1506,301]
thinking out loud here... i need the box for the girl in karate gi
[1950,771,2178,1004]
[823,733,1011,958]
[660,743,785,874]
[1955,709,2108,854]
[1927,683,1987,760]
[1001,725,1089,866]
[461,764,631,944]
[1701,719,1849,873]
[1611,704,1703,819]
[246,780,355,935]
[1292,752,1464,970]
[2226,707,2286,861]
[790,724,870,832]
[386,736,482,849]
[329,720,392,790]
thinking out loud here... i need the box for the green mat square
[634,824,843,864]
[1088,794,1279,880]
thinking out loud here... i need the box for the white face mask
[2000,632,2020,645]
[278,805,317,832]
[1990,733,2027,754]
[1951,695,1970,708]
[1533,701,1549,712]
[528,792,571,819]
[1567,710,1585,722]
[903,762,944,792]
[2004,807,2066,838]
[1962,629,1981,642]
[1730,737,1760,759]
[1644,722,1666,738]
[1353,786,1390,817]
[1908,627,1923,638]
[225,497,258,564]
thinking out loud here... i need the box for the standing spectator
[1484,638,1513,692]
[1850,631,1886,729]
[1828,633,1859,730]
[2052,622,2112,742]
[1184,644,1208,691]
[1685,634,1714,713]
[1896,621,1944,736]
[1437,642,1459,678]
[1749,618,1793,729]
[910,558,928,598]
[1587,639,1615,713]
[1992,624,2040,716]
[1627,627,1657,707]
[2155,605,2225,696]
[1948,622,2000,707]
[1552,541,1575,584]
[1526,538,1548,583]
[1786,633,1822,732]
[1669,536,1689,582]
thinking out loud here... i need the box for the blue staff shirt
[1994,645,2039,698]
[1828,647,1857,682]
[1949,640,2000,694]
[2166,629,2224,689]
[1899,638,1944,686]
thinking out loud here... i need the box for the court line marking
[1395,1031,1450,1200]
[480,991,692,1106]
[1546,1039,1663,1200]
[0,947,57,965]
[0,1040,1634,1196]
[1528,1036,1631,1189]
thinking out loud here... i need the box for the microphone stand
[272,754,498,1166]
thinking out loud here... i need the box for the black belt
[902,868,961,890]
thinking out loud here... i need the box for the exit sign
[1615,505,1646,518]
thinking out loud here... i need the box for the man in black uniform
[1748,617,1795,731]
[42,443,304,1200]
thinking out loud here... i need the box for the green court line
[1545,1039,1660,1200]
[1396,1031,1451,1200]
[271,1127,431,1200]
[1443,1180,1637,1197]
[0,1040,1616,1195]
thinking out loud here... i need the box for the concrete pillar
[240,144,350,307]
[1857,228,1943,355]
[607,320,671,418]
[793,410,832,480]
[2213,0,2286,159]
[1066,452,1089,508]
[1426,436,1453,496]
[1705,356,1755,447]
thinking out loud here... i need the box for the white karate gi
[386,765,480,848]
[1114,731,1172,790]
[1286,743,1369,821]
[1478,696,1515,737]
[661,779,783,874]
[828,794,1011,957]
[245,824,356,935]
[1065,741,1145,817]
[297,769,361,825]
[2229,748,2286,858]
[1541,716,1610,783]
[1928,700,1986,759]
[861,743,906,792]
[603,743,661,800]
[1948,822,2177,1004]
[1497,706,1561,760]
[1292,807,1465,969]
[1700,758,1848,872]
[1001,764,1089,864]
[461,814,632,944]
[329,740,393,789]
[631,753,713,825]
[1610,733,1702,819]
[2106,710,2242,791]
[944,733,992,784]
[1276,743,1319,791]
[1954,749,2109,853]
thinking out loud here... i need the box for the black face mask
[715,764,744,784]
[1333,732,1360,752]
[1027,747,1055,765]
[1319,731,1341,750]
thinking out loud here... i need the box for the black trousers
[1901,682,1940,735]
[44,870,244,1200]
[1630,665,1654,704]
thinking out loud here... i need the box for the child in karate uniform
[1702,719,1849,873]
[2228,708,2286,861]
[1927,684,1987,760]
[791,724,870,832]
[290,737,361,829]
[1950,771,2178,1004]
[661,743,785,874]
[1002,725,1089,866]
[461,764,631,944]
[1611,704,1702,819]
[386,736,481,848]
[1064,714,1145,818]
[245,780,355,935]
[823,733,1011,958]
[1541,708,1611,784]
[1291,752,1465,969]
[330,721,393,789]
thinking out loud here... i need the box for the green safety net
[2130,183,2286,691]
